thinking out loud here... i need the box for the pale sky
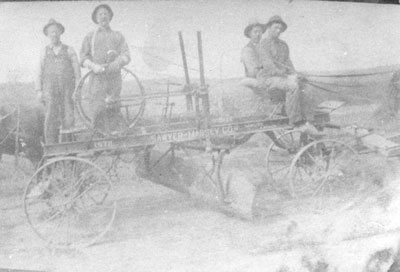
[1,0,400,82]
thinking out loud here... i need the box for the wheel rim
[288,139,362,211]
[23,157,116,248]
[74,68,146,136]
[266,130,306,185]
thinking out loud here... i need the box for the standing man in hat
[80,4,130,133]
[257,15,318,133]
[35,19,81,144]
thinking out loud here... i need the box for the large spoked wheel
[265,130,308,186]
[288,139,362,211]
[23,157,116,248]
[74,68,146,136]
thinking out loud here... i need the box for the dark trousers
[88,72,126,133]
[256,75,314,125]
[43,82,74,144]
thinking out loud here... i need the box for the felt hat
[43,19,65,35]
[92,4,114,24]
[265,15,287,32]
[244,21,266,38]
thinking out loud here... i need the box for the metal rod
[144,146,152,173]
[179,31,193,111]
[151,146,173,170]
[197,31,211,150]
[14,105,20,167]
[197,31,210,118]
[125,104,129,119]
[194,90,200,121]
[162,81,170,119]
[118,91,191,101]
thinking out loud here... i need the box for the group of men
[35,4,130,144]
[36,8,320,145]
[241,15,321,135]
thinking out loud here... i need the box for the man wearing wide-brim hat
[35,18,81,144]
[241,21,266,79]
[256,15,320,134]
[80,4,131,133]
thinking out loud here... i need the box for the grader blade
[221,170,266,219]
[134,145,269,219]
[135,148,195,194]
[215,146,282,220]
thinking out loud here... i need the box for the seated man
[240,20,265,88]
[241,20,288,116]
[257,15,319,134]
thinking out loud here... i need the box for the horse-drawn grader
[22,32,400,248]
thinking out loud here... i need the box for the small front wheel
[23,157,116,248]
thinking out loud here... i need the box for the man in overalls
[80,4,131,135]
[35,19,81,144]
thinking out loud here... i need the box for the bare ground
[1,104,400,272]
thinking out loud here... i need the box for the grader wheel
[74,68,146,136]
[23,157,116,248]
[265,130,306,185]
[288,139,362,212]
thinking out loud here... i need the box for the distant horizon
[4,63,399,84]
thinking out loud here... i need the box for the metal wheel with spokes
[265,130,308,185]
[23,157,116,248]
[288,139,362,211]
[74,68,146,136]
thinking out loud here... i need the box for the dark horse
[0,104,44,168]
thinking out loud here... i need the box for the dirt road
[2,158,400,271]
[1,105,400,272]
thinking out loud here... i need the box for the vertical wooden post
[197,31,210,117]
[178,32,193,112]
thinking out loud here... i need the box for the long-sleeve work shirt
[80,26,130,67]
[241,41,262,78]
[258,36,295,78]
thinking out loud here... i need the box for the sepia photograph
[1,0,400,271]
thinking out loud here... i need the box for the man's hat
[265,15,287,32]
[92,4,114,24]
[43,19,65,35]
[244,21,266,38]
